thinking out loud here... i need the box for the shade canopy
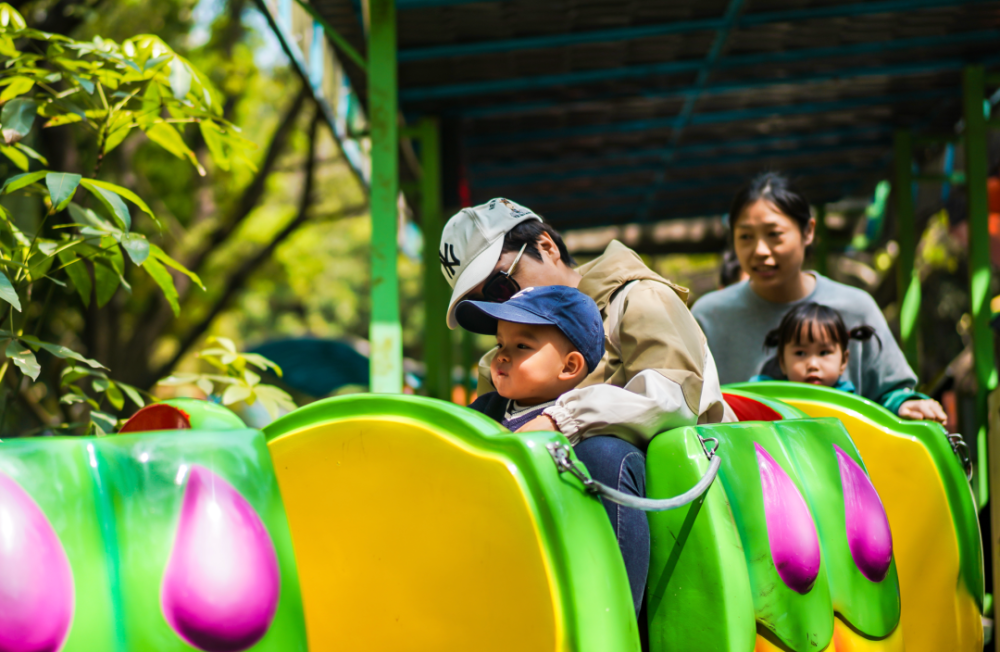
[311,0,1000,230]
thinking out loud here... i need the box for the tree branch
[120,86,311,380]
[150,110,364,385]
[184,84,310,274]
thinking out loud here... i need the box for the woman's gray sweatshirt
[691,274,925,412]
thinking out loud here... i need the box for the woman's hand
[898,398,948,426]
[515,413,560,433]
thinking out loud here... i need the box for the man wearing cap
[439,197,732,614]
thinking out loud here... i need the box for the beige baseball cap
[439,198,542,329]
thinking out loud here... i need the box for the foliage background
[2,0,428,434]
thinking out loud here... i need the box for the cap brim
[446,237,505,329]
[456,300,554,335]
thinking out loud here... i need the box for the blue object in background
[252,338,370,396]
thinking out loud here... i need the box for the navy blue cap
[456,285,605,373]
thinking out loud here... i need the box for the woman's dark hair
[719,249,744,287]
[501,219,577,267]
[763,302,881,353]
[729,172,812,236]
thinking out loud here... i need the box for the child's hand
[515,414,560,433]
[898,398,948,426]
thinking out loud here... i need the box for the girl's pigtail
[764,328,781,350]
[849,325,882,351]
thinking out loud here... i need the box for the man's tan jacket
[478,240,732,447]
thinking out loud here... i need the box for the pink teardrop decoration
[161,466,280,652]
[834,445,893,582]
[755,443,821,594]
[0,470,74,652]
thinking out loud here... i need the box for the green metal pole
[894,129,921,373]
[813,204,828,276]
[416,117,451,401]
[963,64,998,508]
[367,0,402,394]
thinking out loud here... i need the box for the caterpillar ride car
[0,385,982,652]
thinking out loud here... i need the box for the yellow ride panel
[784,400,982,652]
[267,416,559,652]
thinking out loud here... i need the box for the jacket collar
[576,240,689,311]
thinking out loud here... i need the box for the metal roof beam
[457,55,997,120]
[399,29,999,102]
[470,125,893,175]
[537,180,871,229]
[465,89,954,147]
[510,162,882,207]
[396,0,991,61]
[635,0,745,220]
[472,141,891,189]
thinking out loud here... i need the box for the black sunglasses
[482,243,527,303]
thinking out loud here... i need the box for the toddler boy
[457,285,604,431]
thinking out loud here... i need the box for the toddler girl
[752,302,947,424]
[752,302,879,392]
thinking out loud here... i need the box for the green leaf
[212,336,237,354]
[241,352,283,376]
[142,121,205,176]
[244,369,260,387]
[102,113,134,155]
[93,243,123,307]
[117,381,144,408]
[83,182,130,232]
[0,5,26,30]
[0,35,15,57]
[142,256,179,315]
[57,248,91,306]
[80,179,154,226]
[1,97,38,144]
[71,73,94,94]
[169,58,191,100]
[15,142,47,166]
[196,377,214,396]
[5,339,38,380]
[0,144,27,171]
[156,372,199,386]
[60,392,88,406]
[90,410,116,433]
[67,201,118,235]
[0,77,31,102]
[105,382,124,410]
[199,121,229,171]
[25,248,52,282]
[221,383,251,406]
[61,366,93,387]
[91,377,109,393]
[0,169,46,194]
[120,232,148,265]
[20,335,105,369]
[0,269,20,311]
[253,384,297,419]
[149,243,203,289]
[45,172,80,211]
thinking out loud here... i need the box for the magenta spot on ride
[0,470,74,652]
[834,444,893,582]
[755,443,821,594]
[161,465,280,652]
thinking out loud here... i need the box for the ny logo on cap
[439,243,461,278]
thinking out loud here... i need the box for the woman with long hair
[692,172,946,423]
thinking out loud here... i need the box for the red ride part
[723,393,784,422]
[118,404,192,433]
